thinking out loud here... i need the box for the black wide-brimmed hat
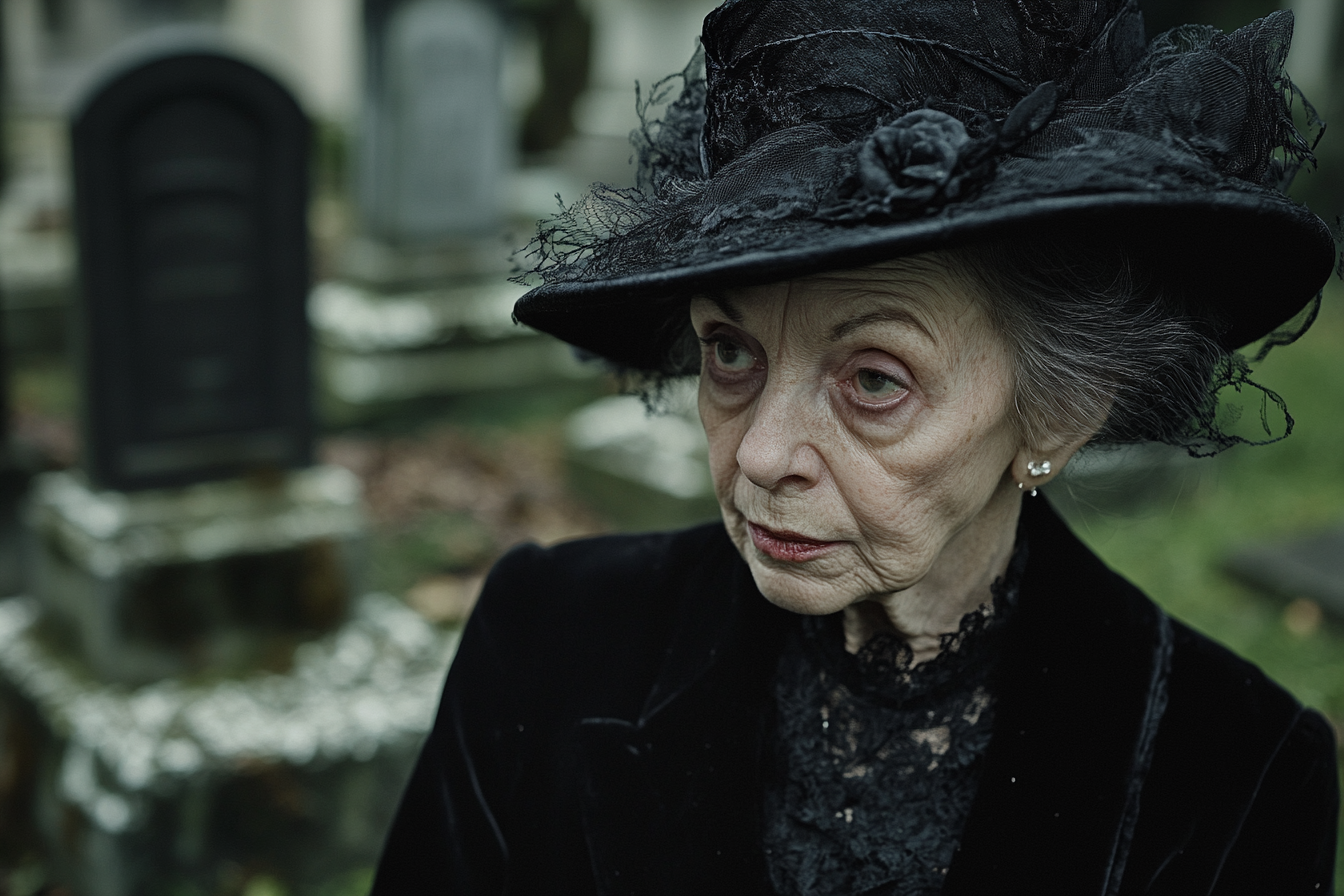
[514,0,1337,369]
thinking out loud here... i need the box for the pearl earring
[1027,460,1052,477]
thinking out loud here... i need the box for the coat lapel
[577,524,790,895]
[943,498,1173,896]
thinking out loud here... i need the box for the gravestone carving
[359,0,507,244]
[72,50,311,491]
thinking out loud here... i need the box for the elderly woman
[374,1,1340,893]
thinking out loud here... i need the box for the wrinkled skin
[691,254,1090,661]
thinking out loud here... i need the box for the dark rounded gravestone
[71,49,311,491]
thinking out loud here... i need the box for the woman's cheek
[700,404,747,494]
[832,389,922,449]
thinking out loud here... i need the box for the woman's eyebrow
[700,291,744,323]
[831,308,937,344]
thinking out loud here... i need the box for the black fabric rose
[859,110,974,206]
[821,82,1059,222]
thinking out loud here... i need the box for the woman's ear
[1010,391,1112,491]
[1010,431,1094,491]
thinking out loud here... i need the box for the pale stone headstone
[359,0,508,243]
[71,48,312,491]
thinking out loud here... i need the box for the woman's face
[691,256,1031,616]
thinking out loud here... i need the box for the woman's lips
[747,522,842,562]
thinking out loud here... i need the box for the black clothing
[373,499,1340,894]
[764,544,1023,896]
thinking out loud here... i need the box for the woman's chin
[745,559,859,616]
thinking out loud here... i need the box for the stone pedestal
[310,277,593,412]
[0,592,457,896]
[564,385,720,530]
[28,466,367,684]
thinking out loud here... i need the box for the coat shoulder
[462,521,742,718]
[1166,617,1304,726]
[1123,618,1340,893]
[477,521,735,629]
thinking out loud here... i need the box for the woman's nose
[735,384,824,491]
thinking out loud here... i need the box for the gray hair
[944,236,1225,453]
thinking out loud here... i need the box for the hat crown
[701,0,1146,172]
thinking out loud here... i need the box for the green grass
[1059,284,1344,886]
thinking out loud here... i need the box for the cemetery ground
[5,290,1344,894]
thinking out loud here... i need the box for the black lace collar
[800,533,1028,710]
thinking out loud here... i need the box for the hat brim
[515,186,1335,370]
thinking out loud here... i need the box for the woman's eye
[854,369,904,399]
[710,338,756,371]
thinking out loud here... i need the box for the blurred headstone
[0,0,242,359]
[564,381,721,531]
[71,48,312,492]
[354,0,508,276]
[311,0,592,417]
[0,40,455,896]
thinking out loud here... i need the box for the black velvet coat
[373,499,1340,895]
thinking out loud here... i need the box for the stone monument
[71,48,312,492]
[0,41,455,896]
[359,0,507,249]
[311,0,591,416]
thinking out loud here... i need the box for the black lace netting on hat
[517,0,1332,455]
[524,4,1318,277]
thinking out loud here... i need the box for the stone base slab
[28,467,368,684]
[0,593,457,896]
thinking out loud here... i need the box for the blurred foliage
[368,510,496,595]
[9,356,76,419]
[311,119,350,200]
[1140,0,1278,36]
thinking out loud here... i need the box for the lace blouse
[763,544,1026,896]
